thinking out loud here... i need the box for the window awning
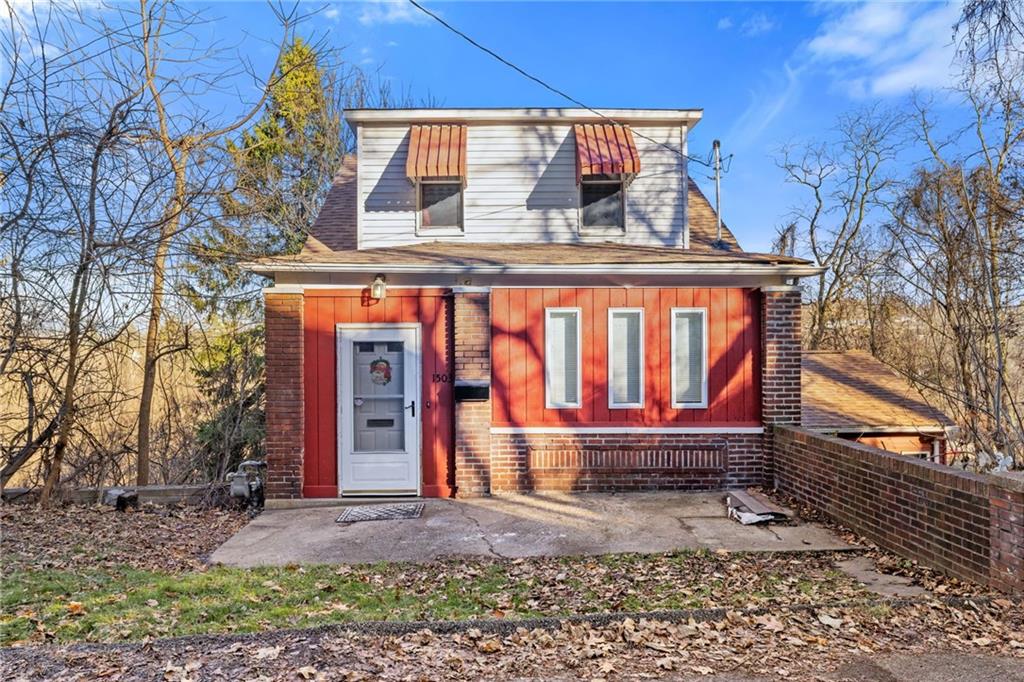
[574,123,641,183]
[406,124,467,180]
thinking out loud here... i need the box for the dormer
[346,108,703,249]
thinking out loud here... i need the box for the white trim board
[345,107,703,125]
[247,262,824,277]
[490,426,765,435]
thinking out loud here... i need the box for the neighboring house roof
[802,351,954,433]
[289,155,751,261]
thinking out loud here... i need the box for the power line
[406,0,731,171]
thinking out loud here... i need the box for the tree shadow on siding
[364,129,414,215]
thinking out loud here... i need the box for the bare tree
[130,0,305,486]
[776,107,907,350]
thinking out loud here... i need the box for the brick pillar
[762,286,802,484]
[264,290,304,499]
[452,288,491,496]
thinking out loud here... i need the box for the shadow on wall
[364,129,414,215]
[361,125,683,246]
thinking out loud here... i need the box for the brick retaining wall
[774,425,1023,592]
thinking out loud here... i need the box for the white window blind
[672,309,706,407]
[545,309,581,408]
[609,309,643,407]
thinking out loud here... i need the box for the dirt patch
[0,503,248,574]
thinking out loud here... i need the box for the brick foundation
[775,425,1023,593]
[265,292,304,499]
[490,433,766,493]
[453,290,491,496]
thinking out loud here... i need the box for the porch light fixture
[370,274,387,300]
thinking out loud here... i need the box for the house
[802,350,955,463]
[247,108,822,500]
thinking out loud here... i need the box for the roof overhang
[345,107,703,127]
[243,261,824,277]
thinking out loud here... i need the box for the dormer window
[406,124,467,236]
[418,177,463,232]
[574,123,640,236]
[581,174,625,232]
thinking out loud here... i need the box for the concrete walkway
[211,491,851,567]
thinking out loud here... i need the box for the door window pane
[545,309,580,408]
[353,340,405,452]
[609,310,643,407]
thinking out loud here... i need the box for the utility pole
[712,139,724,248]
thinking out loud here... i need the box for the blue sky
[203,1,965,252]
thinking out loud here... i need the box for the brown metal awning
[574,123,641,182]
[406,124,467,180]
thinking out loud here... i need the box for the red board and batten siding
[302,289,454,498]
[491,287,761,427]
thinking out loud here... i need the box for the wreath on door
[369,357,393,386]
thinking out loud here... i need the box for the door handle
[405,400,415,417]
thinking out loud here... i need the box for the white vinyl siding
[545,308,582,408]
[358,123,685,247]
[608,309,643,408]
[671,308,707,408]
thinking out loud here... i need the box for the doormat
[337,503,424,524]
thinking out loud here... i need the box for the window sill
[579,227,626,238]
[415,228,465,238]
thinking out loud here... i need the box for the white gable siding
[358,123,687,248]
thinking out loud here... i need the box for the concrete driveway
[211,491,851,567]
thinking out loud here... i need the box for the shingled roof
[299,156,746,258]
[802,351,953,432]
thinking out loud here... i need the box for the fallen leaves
[816,612,845,629]
[0,503,247,574]
[1,598,1021,681]
[255,645,282,660]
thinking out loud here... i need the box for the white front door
[338,325,420,495]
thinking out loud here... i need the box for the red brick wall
[761,288,802,425]
[775,425,1023,593]
[453,290,491,496]
[761,287,802,483]
[265,292,304,499]
[490,433,765,493]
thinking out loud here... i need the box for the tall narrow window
[608,309,643,408]
[671,308,707,408]
[545,308,581,408]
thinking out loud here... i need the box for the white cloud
[728,61,804,147]
[717,17,733,31]
[806,2,960,97]
[741,12,776,37]
[358,0,428,27]
[324,6,340,22]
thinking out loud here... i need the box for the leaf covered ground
[3,599,1022,681]
[1,503,1021,680]
[0,503,248,574]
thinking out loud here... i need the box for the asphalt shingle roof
[801,350,953,432]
